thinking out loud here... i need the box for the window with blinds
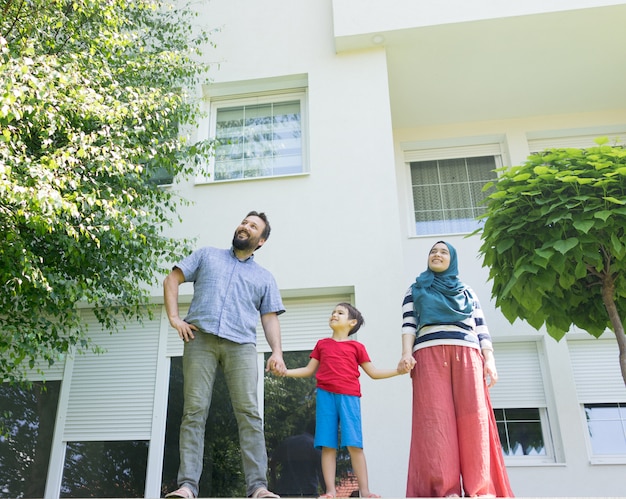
[568,337,626,461]
[489,341,555,463]
[205,91,307,182]
[409,155,498,236]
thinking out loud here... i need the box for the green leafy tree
[478,138,626,385]
[0,0,214,383]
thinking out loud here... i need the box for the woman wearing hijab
[398,241,513,498]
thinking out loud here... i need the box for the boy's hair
[246,210,271,241]
[337,302,365,336]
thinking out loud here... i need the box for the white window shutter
[528,132,626,153]
[568,338,626,403]
[489,341,547,408]
[63,309,161,441]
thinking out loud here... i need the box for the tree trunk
[601,276,626,386]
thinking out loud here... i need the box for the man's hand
[266,352,286,375]
[170,317,198,342]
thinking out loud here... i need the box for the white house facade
[4,1,626,498]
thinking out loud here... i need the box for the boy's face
[329,305,356,332]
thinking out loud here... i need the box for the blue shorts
[314,388,363,449]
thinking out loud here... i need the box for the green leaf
[572,219,595,234]
[553,238,579,255]
[603,196,626,205]
[496,238,515,253]
[594,210,612,221]
[574,260,587,279]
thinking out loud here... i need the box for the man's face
[232,215,267,251]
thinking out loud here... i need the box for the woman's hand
[397,353,416,374]
[482,349,498,388]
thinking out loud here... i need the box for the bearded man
[164,211,286,499]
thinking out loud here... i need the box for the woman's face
[428,242,451,273]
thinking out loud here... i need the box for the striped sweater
[401,286,493,353]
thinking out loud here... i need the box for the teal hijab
[411,241,473,329]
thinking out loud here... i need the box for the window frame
[488,340,559,465]
[495,406,555,465]
[198,90,309,184]
[408,155,501,236]
[568,335,626,464]
[581,402,626,463]
[402,140,505,238]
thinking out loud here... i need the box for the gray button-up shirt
[176,246,284,345]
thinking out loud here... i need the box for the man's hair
[337,302,365,336]
[247,211,271,241]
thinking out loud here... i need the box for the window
[495,408,549,457]
[61,441,149,498]
[409,155,498,235]
[488,341,556,463]
[568,337,626,461]
[584,403,626,456]
[206,92,307,182]
[0,380,61,499]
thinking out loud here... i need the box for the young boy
[276,303,410,498]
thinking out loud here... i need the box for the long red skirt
[406,345,514,498]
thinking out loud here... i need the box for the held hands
[397,353,416,374]
[171,317,198,342]
[266,352,287,376]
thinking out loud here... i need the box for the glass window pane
[410,161,438,186]
[441,184,472,212]
[61,441,148,498]
[586,404,620,421]
[438,158,469,184]
[214,99,303,181]
[216,159,244,181]
[273,154,303,176]
[494,408,546,457]
[413,185,442,212]
[584,403,626,456]
[410,155,498,236]
[588,420,626,454]
[0,381,60,499]
[466,156,497,181]
[507,422,546,456]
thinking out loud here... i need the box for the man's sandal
[165,485,195,498]
[250,487,280,498]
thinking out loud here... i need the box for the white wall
[158,0,626,496]
[167,3,412,493]
[393,110,626,496]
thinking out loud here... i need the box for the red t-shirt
[311,337,371,397]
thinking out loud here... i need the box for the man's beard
[232,231,257,251]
